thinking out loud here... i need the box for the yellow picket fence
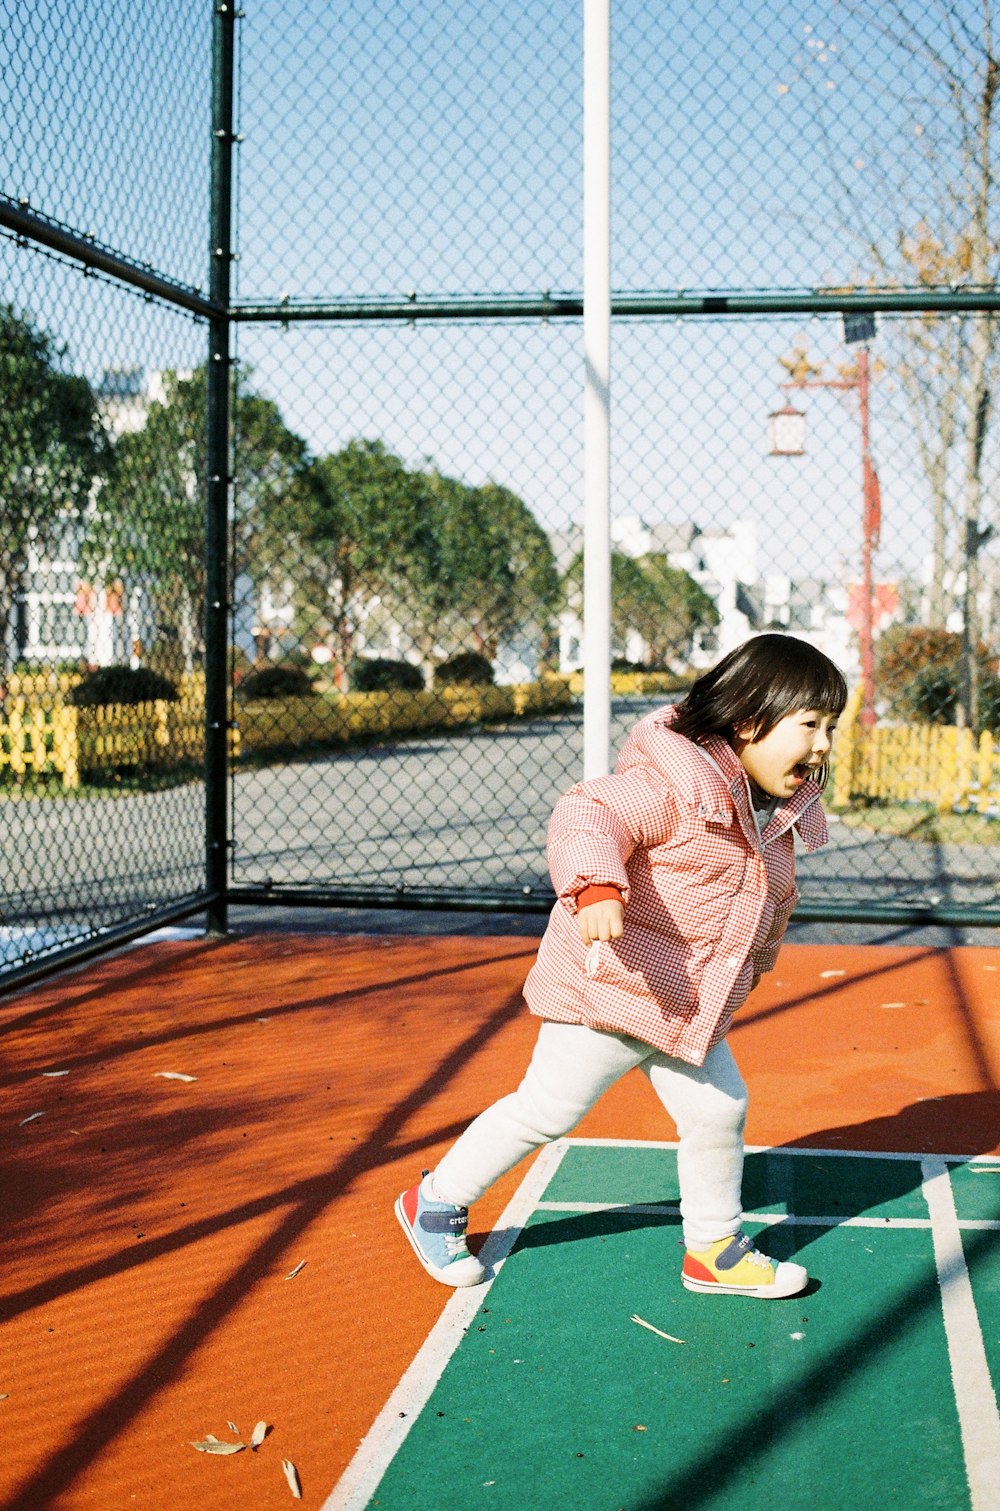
[831,686,1000,813]
[0,691,206,789]
[0,675,574,789]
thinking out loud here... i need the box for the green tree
[86,367,311,672]
[433,476,560,661]
[0,304,105,674]
[632,553,719,667]
[294,443,559,684]
[291,439,441,682]
[564,549,717,667]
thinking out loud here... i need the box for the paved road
[229,699,1000,911]
[4,697,1000,973]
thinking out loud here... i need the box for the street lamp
[767,401,807,457]
[768,327,881,729]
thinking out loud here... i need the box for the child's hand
[577,898,625,944]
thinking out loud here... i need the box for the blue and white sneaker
[395,1171,486,1287]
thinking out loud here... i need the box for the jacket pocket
[763,885,799,944]
[584,927,700,1015]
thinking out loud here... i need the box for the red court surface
[0,931,998,1510]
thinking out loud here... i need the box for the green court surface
[329,1141,1000,1511]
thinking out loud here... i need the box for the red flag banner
[863,454,881,549]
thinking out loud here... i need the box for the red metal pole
[857,348,877,729]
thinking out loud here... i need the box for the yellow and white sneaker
[682,1231,808,1298]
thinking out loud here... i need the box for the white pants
[432,1020,748,1251]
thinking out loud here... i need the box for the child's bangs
[736,639,849,737]
[773,657,848,720]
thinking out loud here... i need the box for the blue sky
[2,0,987,582]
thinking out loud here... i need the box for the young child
[396,634,847,1299]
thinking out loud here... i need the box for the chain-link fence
[0,0,216,976]
[3,1,1000,983]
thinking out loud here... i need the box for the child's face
[733,707,838,799]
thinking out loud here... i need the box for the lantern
[767,402,806,456]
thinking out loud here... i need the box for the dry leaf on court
[819,969,845,979]
[285,1261,306,1279]
[41,1071,70,1078]
[879,1002,906,1009]
[154,1072,197,1082]
[19,1112,45,1126]
[227,1421,240,1435]
[250,1420,269,1447]
[282,1458,302,1498]
[191,1438,245,1455]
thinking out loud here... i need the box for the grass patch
[836,800,1000,846]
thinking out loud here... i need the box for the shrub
[237,663,316,700]
[66,665,179,707]
[435,651,495,686]
[876,625,998,727]
[349,657,425,692]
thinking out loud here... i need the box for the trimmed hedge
[237,663,316,701]
[66,665,179,707]
[349,657,425,692]
[435,651,495,686]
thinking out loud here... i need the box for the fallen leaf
[633,1423,647,1432]
[191,1438,245,1455]
[255,1017,270,1023]
[19,1112,45,1126]
[282,1458,302,1499]
[0,1394,9,1401]
[41,1071,70,1078]
[154,1072,197,1082]
[250,1420,269,1448]
[285,1261,306,1280]
[879,1002,906,1009]
[819,969,845,979]
[227,1421,240,1436]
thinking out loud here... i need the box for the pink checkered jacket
[522,705,829,1066]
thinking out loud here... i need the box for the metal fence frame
[3,0,1000,997]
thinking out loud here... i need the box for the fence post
[956,725,976,810]
[8,698,25,778]
[831,683,863,807]
[977,730,993,813]
[204,0,237,935]
[54,704,79,791]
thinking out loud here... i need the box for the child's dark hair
[672,634,847,781]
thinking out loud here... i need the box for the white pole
[582,0,611,779]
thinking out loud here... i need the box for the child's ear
[733,720,758,744]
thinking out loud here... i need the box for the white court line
[320,1140,570,1511]
[566,1136,1000,1164]
[922,1157,1000,1511]
[533,1200,1000,1231]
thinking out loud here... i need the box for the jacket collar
[618,706,829,853]
[699,732,829,853]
